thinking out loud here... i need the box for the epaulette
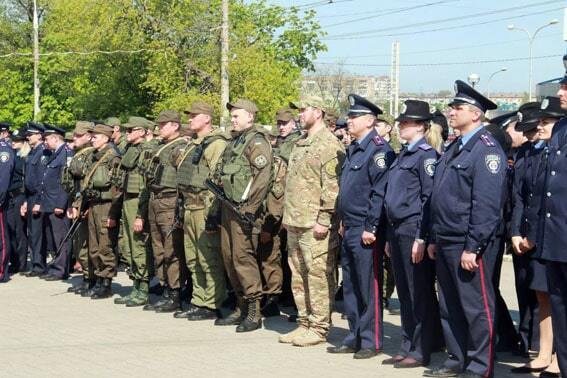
[372,135,384,146]
[418,143,432,151]
[0,140,7,147]
[480,133,496,147]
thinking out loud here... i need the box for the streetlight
[508,19,559,101]
[487,67,507,100]
[467,73,480,88]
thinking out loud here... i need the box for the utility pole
[390,41,400,118]
[33,0,40,120]
[220,0,230,128]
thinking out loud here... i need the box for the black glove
[205,213,221,232]
[240,212,256,234]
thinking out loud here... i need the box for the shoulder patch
[424,158,436,176]
[485,154,502,174]
[373,152,387,169]
[253,154,268,168]
[0,151,10,163]
[418,143,432,151]
[324,159,339,176]
[372,136,384,146]
[480,134,495,147]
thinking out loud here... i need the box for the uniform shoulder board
[418,143,432,151]
[480,133,495,147]
[0,140,7,147]
[372,135,384,145]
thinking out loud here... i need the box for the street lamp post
[487,67,507,100]
[467,73,480,88]
[508,19,559,102]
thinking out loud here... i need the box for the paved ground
[0,260,536,377]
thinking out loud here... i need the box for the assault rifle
[205,179,255,227]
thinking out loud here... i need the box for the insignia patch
[517,112,523,122]
[0,151,10,163]
[40,155,48,164]
[485,154,501,174]
[254,154,268,168]
[348,95,355,106]
[424,158,436,177]
[542,98,549,110]
[325,160,339,176]
[271,183,284,198]
[418,143,432,151]
[373,152,386,169]
[401,103,407,114]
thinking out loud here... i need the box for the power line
[292,0,354,10]
[322,0,563,40]
[323,6,563,40]
[313,53,562,67]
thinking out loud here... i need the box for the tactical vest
[275,132,301,163]
[177,133,229,193]
[120,143,144,194]
[147,137,185,191]
[83,147,119,201]
[220,127,269,203]
[61,146,94,194]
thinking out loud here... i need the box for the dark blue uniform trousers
[28,211,47,273]
[389,230,437,363]
[46,212,70,278]
[546,261,567,377]
[6,193,28,272]
[0,207,10,282]
[512,252,539,353]
[341,226,383,351]
[436,242,495,377]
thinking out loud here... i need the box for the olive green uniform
[145,136,186,289]
[176,130,229,309]
[218,126,273,301]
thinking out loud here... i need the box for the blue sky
[267,0,567,93]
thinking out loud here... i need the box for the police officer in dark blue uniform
[327,94,395,359]
[0,135,15,282]
[424,80,506,378]
[39,124,73,281]
[537,76,567,377]
[383,100,440,369]
[22,122,50,277]
[7,129,30,274]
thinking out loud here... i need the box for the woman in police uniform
[383,100,442,368]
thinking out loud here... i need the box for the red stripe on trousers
[478,259,494,377]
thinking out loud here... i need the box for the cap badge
[541,98,549,110]
[348,95,355,106]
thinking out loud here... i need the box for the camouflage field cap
[289,95,326,112]
[74,121,94,135]
[104,117,121,127]
[276,108,295,122]
[91,123,114,138]
[226,99,259,114]
[156,110,181,124]
[64,131,74,141]
[185,101,214,117]
[123,116,155,130]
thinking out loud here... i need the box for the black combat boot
[68,277,88,293]
[81,277,101,297]
[154,289,180,313]
[143,286,170,311]
[91,278,113,299]
[236,299,262,333]
[215,297,246,326]
[261,295,281,318]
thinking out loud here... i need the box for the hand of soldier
[107,218,117,228]
[361,231,376,245]
[260,231,272,244]
[20,202,27,217]
[411,241,425,264]
[54,208,64,216]
[338,222,344,237]
[384,242,390,257]
[460,251,479,272]
[427,244,437,260]
[313,223,329,240]
[32,204,41,214]
[133,218,144,233]
[511,236,524,255]
[521,238,535,252]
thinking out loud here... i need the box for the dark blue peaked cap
[489,112,517,128]
[347,94,383,117]
[24,121,45,135]
[43,123,65,136]
[0,122,11,131]
[449,80,497,113]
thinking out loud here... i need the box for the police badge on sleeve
[373,152,386,169]
[0,151,10,163]
[485,154,501,174]
[424,158,436,176]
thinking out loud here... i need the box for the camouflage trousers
[286,226,339,337]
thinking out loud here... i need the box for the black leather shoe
[395,357,426,368]
[44,275,64,281]
[75,280,95,295]
[422,367,461,377]
[81,278,101,297]
[353,348,380,359]
[91,278,112,299]
[235,318,262,333]
[25,271,42,277]
[143,297,169,311]
[327,345,357,354]
[510,365,547,374]
[382,355,406,365]
[187,307,218,321]
[539,371,561,377]
[154,290,180,313]
[215,310,243,326]
[173,304,198,318]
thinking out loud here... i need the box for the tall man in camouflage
[173,101,229,320]
[280,96,345,347]
[64,122,96,294]
[143,110,187,312]
[215,99,273,332]
[258,108,301,316]
[113,117,155,306]
[81,123,122,299]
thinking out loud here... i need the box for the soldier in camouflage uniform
[113,117,155,306]
[280,96,345,347]
[172,101,230,321]
[257,108,301,316]
[142,110,187,312]
[214,99,273,333]
[81,123,122,299]
[63,121,96,294]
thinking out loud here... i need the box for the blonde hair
[15,141,31,158]
[425,122,444,154]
